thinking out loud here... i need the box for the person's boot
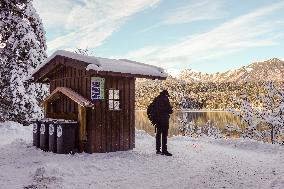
[162,151,172,156]
[156,150,162,154]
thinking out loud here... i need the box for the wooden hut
[31,50,167,153]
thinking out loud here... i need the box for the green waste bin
[40,118,54,152]
[57,120,78,154]
[48,122,57,153]
[32,119,40,148]
[49,119,65,153]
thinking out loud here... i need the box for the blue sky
[34,0,284,75]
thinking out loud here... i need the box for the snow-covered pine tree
[229,81,284,144]
[0,0,47,124]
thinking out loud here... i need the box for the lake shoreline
[135,110,244,137]
[136,109,229,112]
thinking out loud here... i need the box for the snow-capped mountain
[179,58,284,83]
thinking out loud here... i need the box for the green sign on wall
[91,77,105,100]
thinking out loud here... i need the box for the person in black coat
[150,90,173,156]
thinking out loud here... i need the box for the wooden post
[78,105,87,152]
[43,102,48,118]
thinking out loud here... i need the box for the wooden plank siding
[118,78,124,150]
[86,107,93,153]
[44,56,136,153]
[123,78,130,150]
[129,78,136,149]
[94,100,102,152]
[105,78,112,152]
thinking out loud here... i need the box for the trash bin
[48,121,57,153]
[48,119,66,153]
[57,120,78,154]
[32,119,40,148]
[40,118,54,152]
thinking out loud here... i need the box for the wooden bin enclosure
[31,50,167,153]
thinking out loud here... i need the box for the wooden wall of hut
[46,56,135,153]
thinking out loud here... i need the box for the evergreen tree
[229,81,284,144]
[0,0,47,124]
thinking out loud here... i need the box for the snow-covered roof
[32,50,167,79]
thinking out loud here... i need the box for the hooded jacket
[152,92,173,129]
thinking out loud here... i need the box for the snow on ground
[0,122,32,146]
[0,122,283,189]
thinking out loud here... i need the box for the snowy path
[0,122,283,189]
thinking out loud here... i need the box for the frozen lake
[135,110,246,137]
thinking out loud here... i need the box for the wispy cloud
[163,0,225,25]
[123,1,284,70]
[138,0,225,33]
[34,0,161,52]
[33,0,73,30]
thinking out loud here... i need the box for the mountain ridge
[178,58,284,83]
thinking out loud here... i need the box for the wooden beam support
[78,105,87,152]
[43,102,48,118]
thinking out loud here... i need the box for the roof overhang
[42,87,93,107]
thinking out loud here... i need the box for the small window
[109,89,120,110]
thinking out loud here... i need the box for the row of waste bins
[32,118,78,154]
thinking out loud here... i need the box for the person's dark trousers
[156,126,168,152]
